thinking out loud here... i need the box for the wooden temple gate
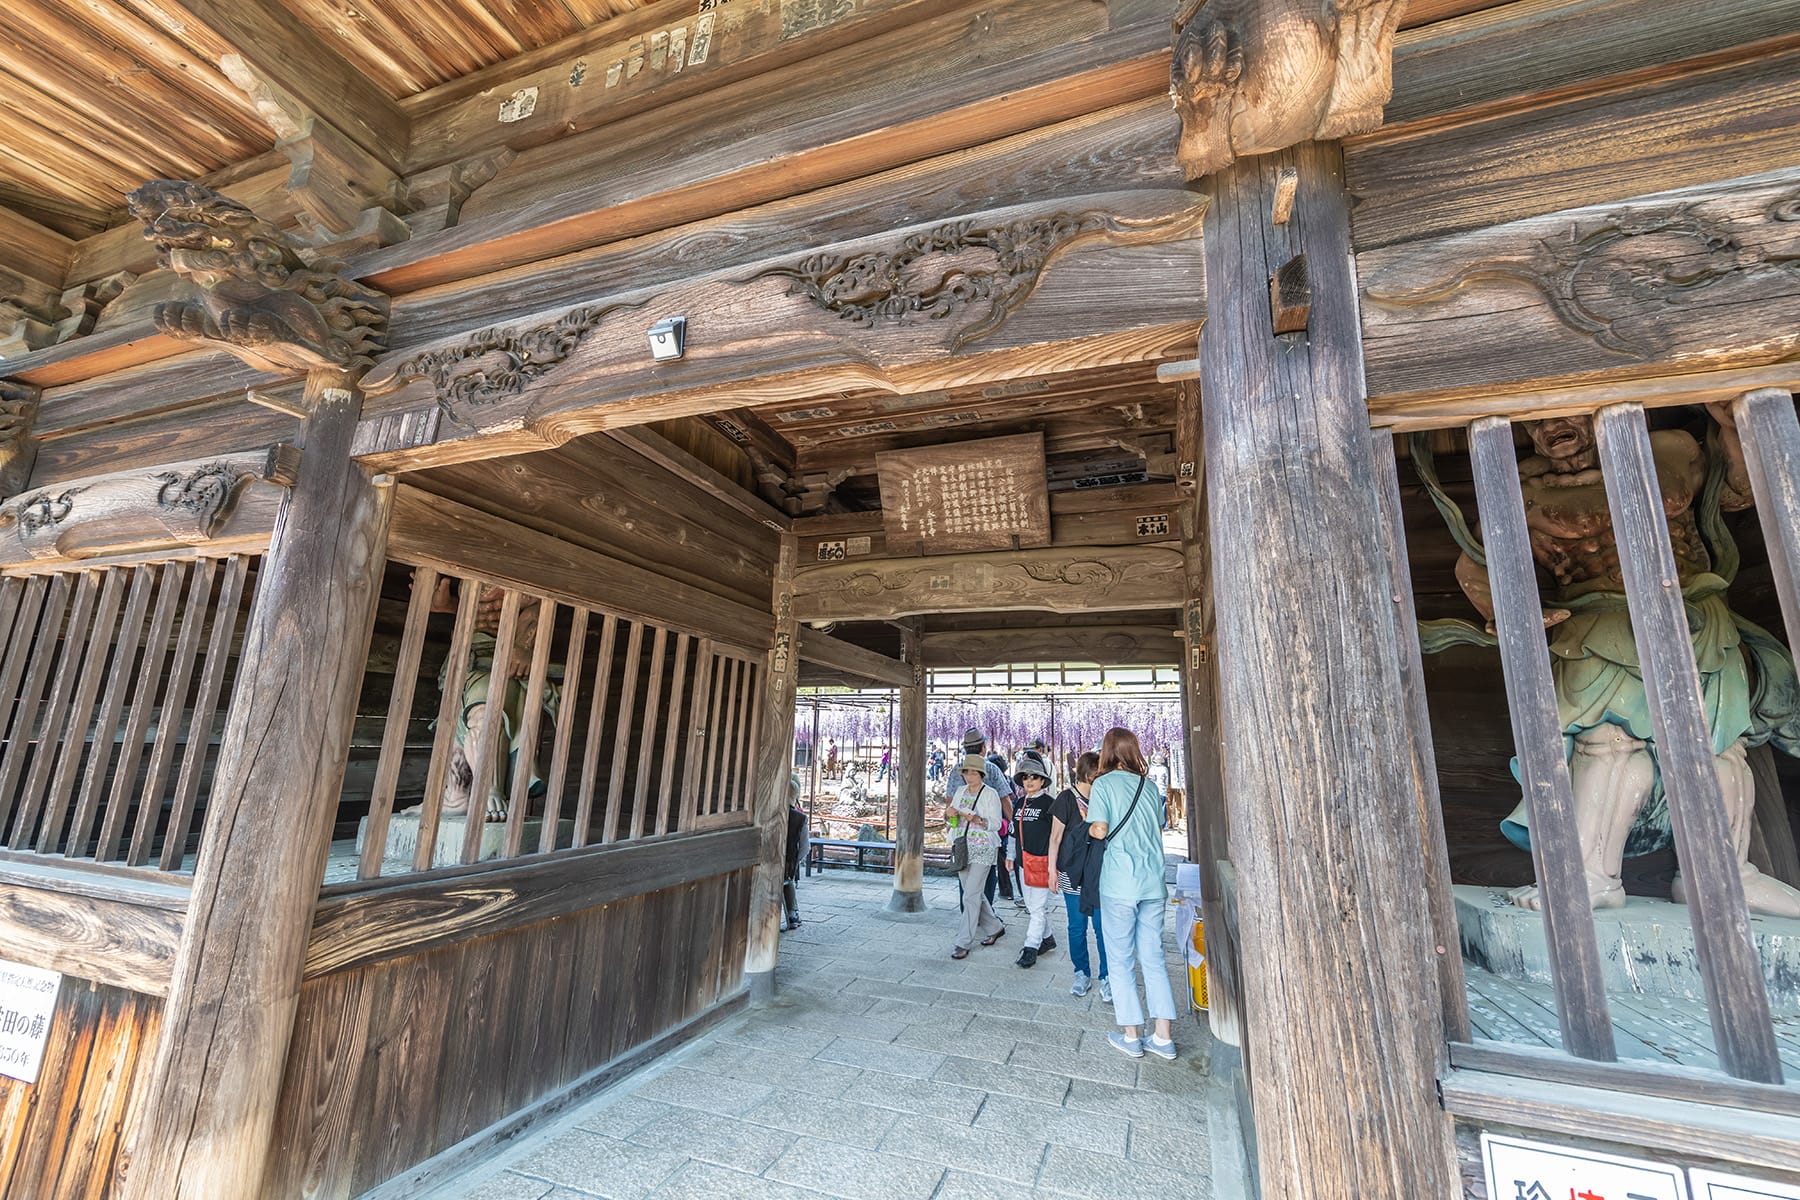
[0,0,1797,1196]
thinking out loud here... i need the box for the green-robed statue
[1445,406,1800,918]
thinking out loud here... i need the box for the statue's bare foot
[1508,878,1625,911]
[1675,871,1800,919]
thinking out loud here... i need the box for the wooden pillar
[888,620,927,913]
[119,372,392,1199]
[744,534,798,1002]
[1175,378,1242,1046]
[1198,142,1458,1196]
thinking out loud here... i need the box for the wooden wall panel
[266,867,750,1200]
[0,982,161,1200]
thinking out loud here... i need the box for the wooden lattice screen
[0,555,259,873]
[354,564,763,879]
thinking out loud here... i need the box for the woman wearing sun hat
[946,753,1005,958]
[1008,750,1059,968]
[1086,726,1177,1061]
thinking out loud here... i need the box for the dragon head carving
[127,179,388,375]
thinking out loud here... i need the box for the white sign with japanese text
[1482,1133,1690,1200]
[1690,1171,1800,1200]
[0,960,60,1084]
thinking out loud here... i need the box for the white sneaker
[1070,971,1091,998]
[1098,978,1113,1003]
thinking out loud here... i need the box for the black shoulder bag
[1078,775,1146,916]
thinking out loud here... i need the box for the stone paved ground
[428,860,1245,1200]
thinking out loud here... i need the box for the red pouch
[1022,851,1050,890]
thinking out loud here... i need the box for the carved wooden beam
[1169,0,1406,180]
[352,190,1204,470]
[0,446,298,570]
[403,0,974,173]
[793,543,1184,621]
[1359,166,1800,415]
[921,624,1181,668]
[796,627,914,688]
[126,180,390,378]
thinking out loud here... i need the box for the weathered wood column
[116,180,393,1199]
[887,620,927,913]
[745,534,799,1001]
[1174,380,1241,1044]
[1196,140,1459,1197]
[121,374,391,1198]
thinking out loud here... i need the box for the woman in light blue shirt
[1086,726,1177,1060]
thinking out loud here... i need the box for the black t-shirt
[1049,787,1090,892]
[1014,787,1055,857]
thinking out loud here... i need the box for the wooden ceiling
[0,1,276,236]
[0,0,654,238]
[285,0,653,97]
[729,360,1179,514]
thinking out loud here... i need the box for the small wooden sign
[0,960,60,1084]
[876,433,1051,554]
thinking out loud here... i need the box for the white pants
[1022,882,1054,949]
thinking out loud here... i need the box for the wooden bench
[806,837,895,875]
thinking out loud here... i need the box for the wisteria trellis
[793,693,1185,762]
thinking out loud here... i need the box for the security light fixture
[647,316,687,362]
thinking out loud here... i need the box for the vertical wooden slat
[502,598,556,859]
[734,662,763,814]
[414,579,480,873]
[0,574,69,837]
[680,640,714,832]
[1373,431,1470,1044]
[601,620,644,844]
[359,566,438,879]
[0,576,48,717]
[127,558,217,867]
[36,568,130,855]
[460,589,522,865]
[66,565,157,858]
[0,577,24,662]
[1468,416,1615,1060]
[656,634,692,834]
[539,607,588,855]
[629,626,669,841]
[1733,388,1800,650]
[723,663,746,817]
[10,571,103,849]
[1595,402,1784,1083]
[707,657,738,817]
[98,564,184,862]
[160,555,251,871]
[571,613,618,849]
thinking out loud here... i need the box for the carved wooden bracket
[0,380,42,501]
[126,180,389,376]
[1170,0,1406,181]
[0,446,299,568]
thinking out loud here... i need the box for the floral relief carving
[154,463,252,536]
[748,209,1198,350]
[362,301,639,427]
[1364,196,1800,356]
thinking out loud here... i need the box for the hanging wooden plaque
[875,432,1051,554]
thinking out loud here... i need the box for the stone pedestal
[1454,884,1800,1014]
[357,810,569,870]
